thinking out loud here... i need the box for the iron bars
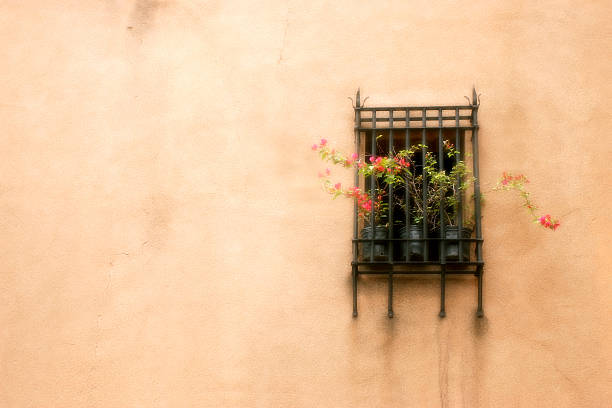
[351,88,484,319]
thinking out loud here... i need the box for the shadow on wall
[345,275,489,406]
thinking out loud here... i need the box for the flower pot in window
[361,225,389,261]
[399,224,424,261]
[443,227,471,261]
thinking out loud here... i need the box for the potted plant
[357,189,390,261]
[413,140,476,261]
[311,138,560,263]
[394,144,442,261]
[312,138,397,261]
[354,153,406,260]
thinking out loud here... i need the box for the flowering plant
[425,141,478,230]
[494,172,560,230]
[314,138,390,225]
[390,143,444,227]
[312,138,561,232]
[395,141,476,230]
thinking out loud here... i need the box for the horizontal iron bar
[351,261,484,267]
[357,270,478,275]
[352,238,484,242]
[356,105,474,111]
[360,115,472,122]
[358,126,477,131]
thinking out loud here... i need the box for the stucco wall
[1,1,611,406]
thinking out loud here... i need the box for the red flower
[347,186,360,197]
[397,157,409,168]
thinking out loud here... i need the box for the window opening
[351,88,484,319]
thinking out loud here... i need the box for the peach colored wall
[1,1,611,407]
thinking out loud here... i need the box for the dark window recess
[351,88,484,319]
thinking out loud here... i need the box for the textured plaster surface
[1,1,611,407]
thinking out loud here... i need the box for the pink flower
[538,214,559,230]
[369,156,376,163]
[320,138,327,146]
[334,182,341,190]
[397,157,409,167]
[347,186,360,197]
[311,144,318,150]
[318,171,324,178]
[325,168,331,176]
[351,153,358,160]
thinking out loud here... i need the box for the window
[351,88,484,319]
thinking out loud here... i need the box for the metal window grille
[351,88,484,319]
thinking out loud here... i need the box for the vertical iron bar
[352,89,360,317]
[421,108,428,261]
[405,109,411,261]
[388,272,394,318]
[477,265,484,317]
[438,108,445,264]
[353,90,360,264]
[388,111,394,317]
[472,87,484,317]
[370,111,376,262]
[456,108,463,262]
[388,112,394,261]
[438,109,446,318]
[471,88,483,263]
[440,264,446,317]
[352,263,358,317]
